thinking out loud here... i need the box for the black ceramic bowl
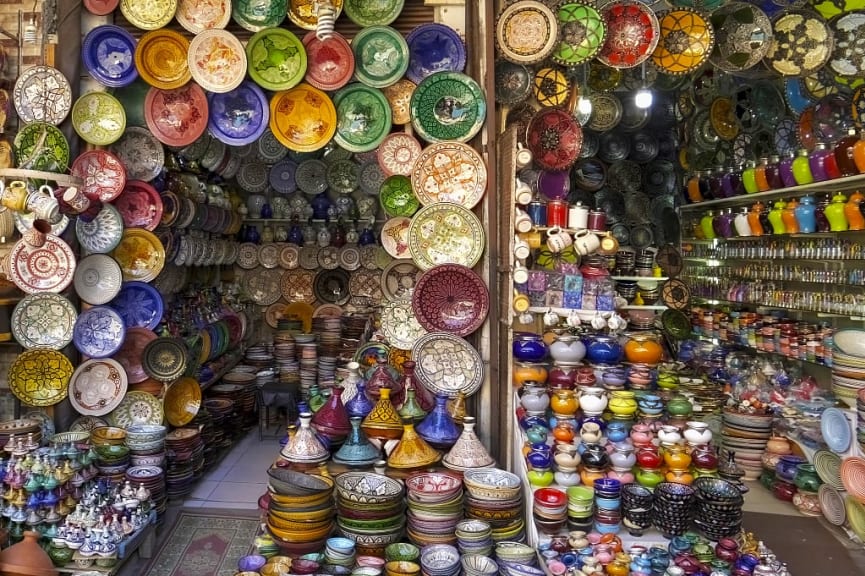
[693,477,744,501]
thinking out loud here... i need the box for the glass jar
[778,151,797,188]
[741,161,759,193]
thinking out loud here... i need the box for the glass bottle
[361,387,404,441]
[387,418,441,469]
[766,155,784,189]
[747,202,765,236]
[700,211,717,239]
[854,130,865,174]
[345,378,375,419]
[792,149,814,185]
[720,166,741,198]
[686,172,704,203]
[714,208,735,239]
[708,168,724,199]
[825,192,849,232]
[443,416,495,471]
[416,394,461,450]
[845,191,865,231]
[835,128,861,176]
[332,417,381,467]
[741,161,759,193]
[767,201,786,235]
[808,143,832,182]
[279,412,330,464]
[754,158,771,191]
[794,195,817,233]
[778,152,797,188]
[781,199,799,234]
[733,208,752,237]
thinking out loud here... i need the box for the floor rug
[143,509,261,576]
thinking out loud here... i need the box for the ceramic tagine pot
[0,530,59,576]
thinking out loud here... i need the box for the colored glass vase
[765,155,783,189]
[416,394,461,450]
[781,199,799,234]
[361,387,404,441]
[792,149,814,185]
[754,158,771,191]
[332,417,381,467]
[741,161,759,193]
[387,418,441,469]
[825,192,849,232]
[720,166,741,198]
[778,152,797,188]
[845,191,865,230]
[767,201,786,235]
[686,172,704,203]
[311,386,351,444]
[345,379,375,419]
[835,128,861,176]
[794,196,817,233]
[443,415,496,471]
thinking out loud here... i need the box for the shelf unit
[690,333,832,369]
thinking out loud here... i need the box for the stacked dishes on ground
[265,467,335,557]
[455,519,493,558]
[296,335,319,397]
[592,478,622,534]
[164,427,203,499]
[462,468,525,543]
[858,390,865,453]
[125,464,165,515]
[404,471,464,547]
[124,424,167,514]
[342,314,372,359]
[209,380,255,429]
[203,397,236,455]
[90,426,130,484]
[273,331,299,390]
[692,477,745,540]
[566,485,594,531]
[532,487,567,535]
[335,472,405,557]
[419,543,461,576]
[621,483,654,536]
[314,314,343,363]
[831,329,865,408]
[652,482,695,538]
[720,409,773,481]
[324,536,356,571]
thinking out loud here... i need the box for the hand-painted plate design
[73,305,126,359]
[71,150,127,203]
[111,228,166,283]
[411,141,487,208]
[405,23,466,84]
[412,264,488,337]
[411,332,484,398]
[8,350,73,406]
[11,293,77,350]
[598,1,660,69]
[187,29,247,94]
[269,84,336,152]
[13,65,72,125]
[74,254,123,306]
[8,236,76,294]
[144,83,209,147]
[69,358,128,416]
[410,71,486,143]
[333,83,392,152]
[114,180,164,231]
[76,204,125,255]
[82,25,139,88]
[109,126,165,182]
[407,203,485,271]
[245,27,307,91]
[109,281,164,331]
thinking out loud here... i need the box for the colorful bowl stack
[720,409,773,481]
[652,482,695,537]
[692,477,745,540]
[592,478,622,534]
[455,519,493,558]
[164,427,204,499]
[620,482,654,536]
[335,472,406,557]
[404,471,464,547]
[419,544,462,576]
[532,487,567,534]
[124,424,167,514]
[566,485,594,531]
[462,468,525,544]
[264,468,335,557]
[324,536,357,571]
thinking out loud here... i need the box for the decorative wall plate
[11,293,77,350]
[349,269,383,300]
[233,0,286,31]
[164,377,201,427]
[269,84,336,152]
[112,327,157,384]
[288,0,344,29]
[73,306,126,359]
[110,126,165,182]
[299,245,320,269]
[314,269,351,305]
[410,71,486,143]
[246,27,306,91]
[76,204,124,255]
[72,91,126,146]
[82,25,139,88]
[108,390,164,428]
[120,0,177,30]
[774,118,799,155]
[405,23,466,85]
[13,65,72,125]
[280,269,316,303]
[114,180,163,231]
[333,83,392,152]
[764,10,834,77]
[853,86,865,125]
[208,81,269,146]
[71,150,126,203]
[13,122,70,171]
[710,97,740,141]
[552,3,606,66]
[532,67,571,107]
[302,31,354,92]
[186,29,246,94]
[269,159,298,194]
[381,260,420,301]
[352,25,409,88]
[338,246,361,271]
[380,175,419,218]
[411,332,484,398]
[651,8,715,75]
[85,0,120,16]
[381,78,416,125]
[243,268,282,305]
[264,302,289,329]
[828,11,865,77]
[279,244,299,269]
[73,254,123,306]
[527,107,583,170]
[598,1,661,69]
[344,0,403,26]
[144,84,208,147]
[134,29,191,89]
[69,358,128,417]
[381,216,412,259]
[381,299,427,349]
[410,141,487,209]
[111,228,165,282]
[709,2,773,73]
[143,337,188,383]
[412,264,489,337]
[407,202,485,271]
[257,244,280,269]
[494,60,532,105]
[8,235,76,294]
[69,415,108,433]
[496,0,559,65]
[316,246,340,270]
[378,132,422,177]
[176,0,230,33]
[109,281,164,331]
[8,349,73,406]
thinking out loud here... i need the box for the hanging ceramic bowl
[163,377,202,427]
[72,91,126,146]
[381,217,412,260]
[134,29,191,90]
[708,2,773,73]
[552,2,606,66]
[120,0,177,30]
[407,203,485,271]
[774,118,800,155]
[175,0,230,33]
[246,27,307,91]
[11,293,77,351]
[269,84,336,153]
[109,281,164,331]
[382,79,416,125]
[651,8,715,75]
[13,65,72,125]
[232,0,286,32]
[532,67,570,108]
[108,390,164,428]
[526,107,583,171]
[764,10,834,77]
[333,83,392,152]
[344,0,403,26]
[378,132,422,177]
[302,32,355,92]
[412,264,489,337]
[110,126,165,182]
[352,25,409,89]
[587,93,622,133]
[73,306,126,359]
[82,25,139,88]
[619,93,651,132]
[495,0,559,65]
[710,97,740,142]
[827,11,865,77]
[287,0,345,30]
[8,350,73,407]
[208,81,270,147]
[410,72,486,144]
[379,175,420,218]
[73,254,123,306]
[144,84,209,147]
[70,150,126,203]
[111,228,165,283]
[187,29,247,94]
[598,130,631,164]
[405,23,466,84]
[588,62,623,92]
[68,358,128,417]
[494,60,532,105]
[598,1,661,69]
[411,141,487,209]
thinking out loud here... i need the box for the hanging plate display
[382,79,416,125]
[411,141,487,209]
[144,83,208,147]
[378,132,422,177]
[764,10,834,77]
[164,376,202,427]
[381,260,420,300]
[532,67,571,108]
[120,0,177,30]
[186,29,246,94]
[71,150,126,203]
[134,29,191,90]
[246,27,307,91]
[333,84,392,153]
[496,0,559,65]
[288,0,345,29]
[76,204,124,255]
[8,235,76,294]
[13,122,70,172]
[233,0,286,31]
[381,298,427,350]
[351,26,409,89]
[344,0,403,26]
[112,327,157,384]
[73,306,126,359]
[82,25,139,88]
[411,332,484,398]
[110,126,165,182]
[552,2,606,66]
[208,82,269,147]
[709,2,773,73]
[143,337,188,382]
[175,0,231,33]
[710,97,740,141]
[527,107,583,170]
[13,211,68,238]
[71,91,126,146]
[109,281,164,331]
[774,117,800,154]
[410,71,486,144]
[412,264,489,337]
[13,65,72,125]
[828,11,865,77]
[494,60,532,105]
[379,175,419,218]
[269,84,336,153]
[314,269,351,305]
[405,23,466,85]
[408,202,485,271]
[280,269,316,303]
[114,181,163,231]
[854,86,865,126]
[242,268,282,305]
[111,228,165,283]
[11,293,77,351]
[108,390,164,428]
[651,8,715,75]
[598,1,661,69]
[587,93,623,133]
[8,349,73,407]
[74,254,123,306]
[85,0,120,16]
[68,358,128,417]
[381,216,412,260]
[302,32,354,92]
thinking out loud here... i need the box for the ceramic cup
[598,232,619,255]
[514,261,529,284]
[515,207,533,233]
[25,185,60,223]
[514,235,531,260]
[515,178,534,205]
[574,229,601,255]
[61,186,91,214]
[547,226,573,253]
[519,229,542,249]
[516,143,533,170]
[22,219,52,248]
[1,181,28,212]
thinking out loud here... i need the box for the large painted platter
[407,202,484,271]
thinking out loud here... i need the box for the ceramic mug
[22,219,52,248]
[515,178,533,205]
[1,181,28,212]
[515,207,533,233]
[516,143,533,170]
[514,261,529,284]
[546,226,573,253]
[574,229,601,255]
[25,185,60,223]
[514,235,531,260]
[519,229,542,249]
[61,186,90,214]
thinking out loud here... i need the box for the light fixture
[22,1,37,44]
[576,64,592,117]
[634,62,652,109]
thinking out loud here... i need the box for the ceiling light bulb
[577,96,592,116]
[635,88,653,110]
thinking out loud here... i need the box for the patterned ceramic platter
[186,29,247,94]
[288,0,344,29]
[208,81,269,146]
[243,268,282,305]
[113,327,158,383]
[110,126,165,182]
[109,281,164,330]
[258,244,280,269]
[494,60,532,105]
[114,181,164,231]
[381,298,427,350]
[381,260,420,300]
[412,264,489,337]
[338,245,361,271]
[233,0,286,31]
[71,150,127,203]
[351,25,409,89]
[13,65,72,125]
[246,27,307,91]
[710,96,740,141]
[69,415,109,433]
[552,3,606,66]
[69,358,128,416]
[142,337,188,382]
[8,349,73,406]
[344,0,403,26]
[411,332,484,398]
[407,203,485,271]
[280,269,316,303]
[380,175,419,218]
[11,293,77,351]
[527,107,583,170]
[764,10,834,77]
[333,84,392,153]
[411,141,487,209]
[144,84,208,147]
[380,216,412,260]
[828,11,865,77]
[73,306,126,359]
[13,122,70,172]
[382,79,416,125]
[410,72,486,143]
[134,29,191,90]
[405,23,466,85]
[108,390,164,428]
[709,2,773,73]
[314,269,351,304]
[164,377,201,427]
[120,0,177,30]
[532,67,571,107]
[378,132,422,177]
[651,9,715,75]
[8,236,76,294]
[111,228,165,283]
[71,91,126,146]
[496,0,559,64]
[598,1,661,69]
[74,254,123,305]
[176,0,231,33]
[302,32,354,92]
[269,84,336,152]
[76,204,125,254]
[82,25,139,88]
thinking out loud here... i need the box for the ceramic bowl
[125,424,167,442]
[327,537,357,556]
[336,472,404,504]
[238,555,267,572]
[384,561,421,576]
[269,468,335,495]
[654,482,696,503]
[385,543,420,562]
[405,471,462,502]
[50,431,91,445]
[291,559,321,574]
[692,477,744,501]
[90,426,127,446]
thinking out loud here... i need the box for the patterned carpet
[144,510,262,576]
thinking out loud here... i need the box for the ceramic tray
[13,122,70,171]
[11,293,77,350]
[144,83,209,147]
[407,203,485,271]
[411,332,484,398]
[164,376,201,427]
[69,358,128,417]
[280,269,316,303]
[73,305,126,359]
[597,1,660,69]
[109,281,164,330]
[143,337,188,383]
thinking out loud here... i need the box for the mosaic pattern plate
[288,0,344,29]
[378,132,422,177]
[412,264,488,337]
[652,8,715,75]
[407,202,485,271]
[69,358,128,417]
[352,25,409,88]
[411,141,487,208]
[380,175,419,218]
[381,216,412,260]
[280,269,316,303]
[764,10,834,77]
[8,236,76,294]
[411,332,484,398]
[410,72,485,143]
[598,1,661,69]
[709,2,773,73]
[109,281,164,330]
[496,0,558,64]
[828,11,865,77]
[13,65,72,125]
[8,349,73,407]
[143,337,188,382]
[120,0,177,30]
[108,390,164,428]
[11,293,77,351]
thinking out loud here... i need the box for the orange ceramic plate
[111,228,166,283]
[134,29,191,90]
[163,376,201,427]
[269,83,336,153]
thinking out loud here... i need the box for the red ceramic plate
[411,264,489,337]
[84,0,119,15]
[144,83,209,147]
[302,31,355,92]
[841,456,865,503]
[597,1,660,69]
[71,150,127,203]
[113,180,164,231]
[526,107,582,170]
[111,327,158,384]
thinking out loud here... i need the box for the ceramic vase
[416,394,461,450]
[402,360,434,413]
[443,416,495,471]
[333,418,381,467]
[339,361,364,403]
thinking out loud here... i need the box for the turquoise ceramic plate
[333,83,392,153]
[410,71,486,143]
[246,27,307,91]
[232,0,286,32]
[344,0,404,26]
[352,25,409,88]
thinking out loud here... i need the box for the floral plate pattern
[71,150,127,202]
[381,216,412,260]
[269,84,336,153]
[411,264,489,337]
[242,268,282,305]
[175,0,231,34]
[246,27,307,91]
[405,23,466,84]
[495,0,559,65]
[68,358,128,417]
[111,228,165,283]
[378,132,422,177]
[407,203,485,271]
[651,8,715,75]
[110,126,165,182]
[114,180,164,231]
[8,235,76,294]
[120,0,177,30]
[143,337,188,382]
[107,390,164,428]
[333,83,392,153]
[381,299,427,350]
[109,281,164,330]
[72,91,126,146]
[411,141,487,209]
[411,332,484,398]
[187,29,247,93]
[302,31,355,92]
[764,10,834,77]
[73,306,126,359]
[379,175,419,218]
[552,3,606,66]
[8,349,74,407]
[11,293,77,350]
[144,83,209,147]
[13,65,72,125]
[709,2,773,73]
[13,122,70,171]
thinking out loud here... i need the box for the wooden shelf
[691,333,832,369]
[681,274,865,289]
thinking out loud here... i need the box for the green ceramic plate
[410,71,486,143]
[379,175,419,218]
[552,3,606,66]
[72,91,127,146]
[13,122,70,171]
[232,0,286,32]
[246,27,308,91]
[344,0,404,27]
[333,83,392,153]
[352,25,409,88]
[662,308,692,340]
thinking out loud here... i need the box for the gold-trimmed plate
[407,202,485,271]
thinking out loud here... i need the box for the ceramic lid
[288,0,345,29]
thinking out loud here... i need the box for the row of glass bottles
[684,237,865,260]
[683,263,865,286]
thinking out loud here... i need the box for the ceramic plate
[69,415,109,433]
[411,332,484,398]
[8,235,76,294]
[288,0,344,29]
[110,126,165,182]
[144,84,208,147]
[834,329,865,357]
[72,91,126,146]
[651,8,715,75]
[333,83,392,153]
[69,358,128,417]
[269,84,336,152]
[280,269,316,303]
[76,203,125,254]
[164,376,201,427]
[279,244,299,269]
[82,25,139,88]
[73,254,123,306]
[112,327,158,384]
[176,0,231,33]
[382,79,416,125]
[111,228,165,283]
[13,122,70,171]
[114,180,164,231]
[405,23,466,84]
[407,202,485,271]
[13,211,68,237]
[120,0,177,30]
[246,27,307,91]
[302,31,354,92]
[496,0,558,64]
[552,3,606,66]
[533,66,571,108]
[411,141,487,209]
[73,306,126,359]
[819,485,847,526]
[134,29,191,89]
[381,216,412,260]
[598,1,660,69]
[11,293,77,351]
[494,60,532,105]
[822,407,852,453]
[378,132,422,177]
[381,299,427,350]
[412,264,488,337]
[233,0,286,31]
[314,269,351,305]
[142,337,188,383]
[410,71,486,143]
[344,0,403,26]
[8,349,73,406]
[842,457,865,503]
[13,65,72,125]
[108,390,164,428]
[828,11,865,77]
[186,29,247,94]
[814,449,845,491]
[109,281,164,331]
[85,0,119,16]
[381,260,420,301]
[527,107,582,170]
[207,81,270,146]
[709,2,773,73]
[351,25,409,88]
[378,175,418,219]
[764,10,834,77]
[71,150,127,203]
[243,268,282,305]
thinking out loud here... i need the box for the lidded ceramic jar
[608,390,638,417]
[549,334,587,364]
[765,436,792,455]
[610,445,636,469]
[513,332,548,362]
[520,384,550,413]
[657,425,683,445]
[550,388,578,416]
[584,334,624,364]
[663,443,692,469]
[579,387,608,414]
[624,333,664,365]
[683,421,712,445]
[513,363,548,387]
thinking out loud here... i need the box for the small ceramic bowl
[385,542,419,562]
[237,555,267,573]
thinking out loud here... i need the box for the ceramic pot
[665,395,693,417]
[520,384,550,412]
[514,363,548,386]
[550,389,578,416]
[608,390,638,417]
[657,425,682,445]
[634,467,664,489]
[624,334,663,365]
[606,422,628,443]
[765,436,791,455]
[637,393,664,415]
[548,364,577,389]
[793,463,821,492]
[513,332,548,362]
[775,454,806,482]
[636,447,662,469]
[609,445,636,469]
[580,422,603,444]
[663,444,692,469]
[691,445,718,470]
[630,424,653,446]
[0,530,59,576]
[554,443,581,471]
[579,387,608,414]
[553,420,576,443]
[715,538,739,563]
[584,335,624,364]
[581,443,610,469]
[682,421,712,445]
[575,366,598,386]
[549,335,587,364]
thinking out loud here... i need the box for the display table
[55,511,158,576]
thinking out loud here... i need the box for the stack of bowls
[384,560,421,576]
[164,427,204,498]
[692,477,745,540]
[265,468,335,556]
[404,471,464,547]
[386,542,420,564]
[620,483,653,536]
[721,409,773,480]
[460,554,499,576]
[419,544,460,576]
[455,519,493,557]
[857,389,865,452]
[90,426,130,484]
[652,482,695,537]
[494,541,540,575]
[463,468,525,543]
[532,487,567,534]
[565,485,594,530]
[126,424,167,465]
[324,536,356,570]
[592,478,622,534]
[335,472,405,557]
[125,465,165,516]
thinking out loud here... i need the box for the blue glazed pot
[775,454,807,482]
[606,421,628,443]
[513,332,548,362]
[584,335,624,364]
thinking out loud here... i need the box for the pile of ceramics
[124,424,167,514]
[532,487,568,535]
[405,471,464,547]
[462,469,526,544]
[652,482,696,537]
[335,472,406,557]
[829,328,865,410]
[264,467,335,557]
[455,519,494,558]
[209,380,256,429]
[91,427,131,486]
[163,428,204,499]
[721,409,774,481]
[692,477,746,540]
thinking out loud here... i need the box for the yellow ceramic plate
[288,0,344,29]
[651,8,714,75]
[284,302,314,332]
[111,228,166,283]
[135,29,191,90]
[120,0,178,30]
[846,496,865,540]
[269,83,336,152]
[163,376,201,427]
[9,349,74,407]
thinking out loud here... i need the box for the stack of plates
[315,314,343,359]
[462,468,525,543]
[209,382,255,429]
[405,471,464,547]
[335,472,406,557]
[125,424,167,513]
[265,468,335,557]
[164,427,204,499]
[244,344,273,369]
[297,338,319,397]
[125,465,166,516]
[858,390,865,453]
[721,409,774,480]
[831,329,865,408]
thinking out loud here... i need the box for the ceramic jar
[520,385,550,413]
[608,390,638,418]
[553,420,576,443]
[630,424,653,446]
[663,444,692,469]
[513,333,548,362]
[714,538,739,563]
[548,364,577,389]
[775,454,807,482]
[657,425,683,445]
[549,335,587,364]
[550,389,578,416]
[637,394,663,415]
[610,445,636,469]
[683,421,712,445]
[580,421,603,444]
[513,363,548,386]
[765,436,792,455]
[846,191,865,230]
[691,445,718,470]
[792,148,814,185]
[555,444,581,471]
[793,463,821,492]
[579,387,608,414]
[635,466,664,489]
[584,335,624,364]
[794,195,817,233]
[825,192,849,232]
[636,446,662,469]
[606,422,628,443]
[575,366,597,386]
[624,334,663,365]
[666,395,693,417]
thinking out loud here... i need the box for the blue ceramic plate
[109,281,164,331]
[785,78,815,116]
[405,23,466,85]
[269,159,298,194]
[208,81,270,145]
[822,407,853,454]
[73,305,126,359]
[82,25,139,88]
